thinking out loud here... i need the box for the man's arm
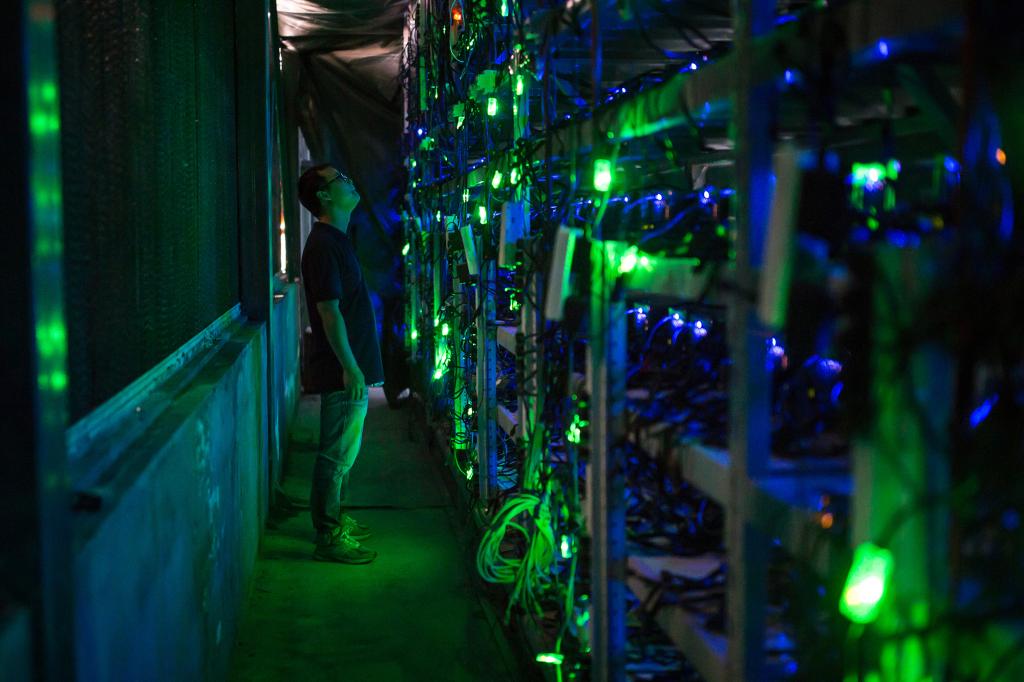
[316,300,367,400]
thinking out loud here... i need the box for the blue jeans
[311,391,369,536]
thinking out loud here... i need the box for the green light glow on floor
[840,542,893,624]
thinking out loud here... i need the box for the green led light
[536,653,564,665]
[566,413,588,444]
[467,406,474,417]
[432,367,444,380]
[840,542,893,624]
[593,158,613,192]
[510,167,520,185]
[851,162,898,188]
[618,245,638,274]
[466,466,474,480]
[516,74,524,96]
[487,97,498,117]
[462,189,470,203]
[478,205,488,224]
[491,170,503,189]
[560,535,571,559]
[402,242,410,256]
[436,210,442,222]
[500,0,509,16]
[411,329,418,340]
[441,322,450,336]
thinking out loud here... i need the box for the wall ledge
[69,315,264,549]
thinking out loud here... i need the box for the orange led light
[821,512,834,529]
[996,148,1007,165]
[452,7,463,22]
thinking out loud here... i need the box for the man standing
[298,164,384,564]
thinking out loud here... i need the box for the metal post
[588,238,627,682]
[476,259,498,503]
[514,54,537,453]
[727,0,776,679]
[851,245,951,680]
[234,0,276,517]
[235,0,274,324]
[1,2,74,678]
[453,284,469,466]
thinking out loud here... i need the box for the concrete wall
[71,318,281,681]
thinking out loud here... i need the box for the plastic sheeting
[278,0,407,298]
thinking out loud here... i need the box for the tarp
[278,0,407,297]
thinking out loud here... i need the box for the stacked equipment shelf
[400,1,1024,680]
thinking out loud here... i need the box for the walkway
[231,390,521,681]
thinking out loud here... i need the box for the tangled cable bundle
[476,490,557,621]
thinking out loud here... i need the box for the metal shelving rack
[402,0,966,679]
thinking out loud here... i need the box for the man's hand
[344,365,367,401]
[316,299,367,401]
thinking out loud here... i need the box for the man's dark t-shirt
[301,221,384,392]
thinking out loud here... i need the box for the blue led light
[784,69,795,84]
[831,381,844,404]
[969,395,998,429]
[655,193,663,201]
[417,127,424,136]
[689,62,698,71]
[877,40,889,57]
[944,156,960,173]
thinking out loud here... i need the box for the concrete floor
[230,389,522,682]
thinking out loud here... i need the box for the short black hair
[298,163,332,216]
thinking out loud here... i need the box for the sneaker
[341,514,371,540]
[313,528,377,564]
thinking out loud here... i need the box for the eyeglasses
[326,172,352,187]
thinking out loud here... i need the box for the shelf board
[497,325,517,353]
[623,258,732,302]
[497,404,518,436]
[627,555,728,682]
[749,468,852,578]
[636,424,730,505]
